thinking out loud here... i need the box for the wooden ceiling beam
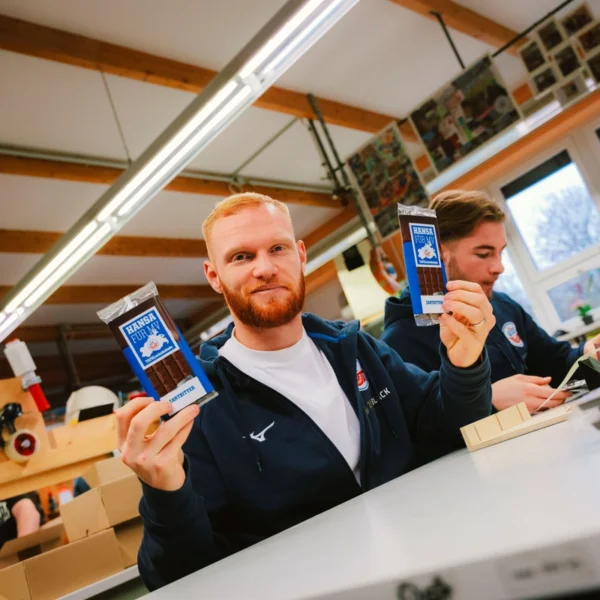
[0,284,219,304]
[9,324,113,342]
[301,206,358,249]
[388,0,524,55]
[0,15,397,134]
[305,260,339,296]
[0,155,340,209]
[0,229,208,258]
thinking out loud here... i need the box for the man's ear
[297,240,307,273]
[204,260,223,294]
[441,243,451,265]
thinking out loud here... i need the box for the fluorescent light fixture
[239,0,327,78]
[262,0,347,77]
[4,221,99,314]
[116,85,253,218]
[0,312,20,341]
[24,224,112,308]
[0,0,360,342]
[96,81,241,222]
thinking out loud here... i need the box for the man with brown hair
[117,192,495,589]
[382,190,600,413]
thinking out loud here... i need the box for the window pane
[501,151,600,271]
[494,250,537,319]
[547,267,600,322]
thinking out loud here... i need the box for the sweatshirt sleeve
[380,319,442,373]
[519,305,584,387]
[137,415,232,590]
[371,335,492,447]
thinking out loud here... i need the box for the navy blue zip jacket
[382,288,584,387]
[138,313,491,590]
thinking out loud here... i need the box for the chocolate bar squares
[98,282,217,417]
[398,205,448,326]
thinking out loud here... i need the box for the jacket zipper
[218,359,361,491]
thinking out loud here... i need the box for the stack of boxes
[0,457,144,600]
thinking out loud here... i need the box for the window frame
[486,127,600,332]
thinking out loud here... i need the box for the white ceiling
[1,0,597,351]
[0,174,340,240]
[0,0,532,117]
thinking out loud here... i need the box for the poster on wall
[347,123,428,239]
[409,55,521,174]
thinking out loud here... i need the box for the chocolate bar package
[398,205,448,327]
[97,282,217,416]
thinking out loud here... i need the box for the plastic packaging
[397,205,448,327]
[97,282,217,417]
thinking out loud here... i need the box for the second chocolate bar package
[98,282,217,417]
[398,205,448,326]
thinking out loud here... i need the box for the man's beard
[221,275,305,329]
[446,255,493,299]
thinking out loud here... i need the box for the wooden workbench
[0,377,117,500]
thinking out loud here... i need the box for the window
[547,267,600,322]
[494,250,536,318]
[500,150,600,271]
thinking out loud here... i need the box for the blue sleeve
[137,415,232,590]
[519,306,584,387]
[369,335,492,447]
[380,320,442,373]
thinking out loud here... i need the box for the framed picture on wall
[577,21,600,55]
[346,123,428,239]
[586,51,600,82]
[560,3,594,37]
[531,65,559,95]
[537,19,564,51]
[409,55,520,174]
[554,74,588,105]
[553,43,581,77]
[520,40,547,72]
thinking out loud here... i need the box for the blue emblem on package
[409,223,441,268]
[119,307,178,369]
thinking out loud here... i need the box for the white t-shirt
[218,329,361,481]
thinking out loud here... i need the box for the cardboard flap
[0,520,64,559]
[59,489,111,542]
[101,474,142,527]
[23,529,124,600]
[115,518,143,568]
[82,456,133,488]
[0,562,30,600]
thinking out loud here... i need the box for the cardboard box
[115,518,143,567]
[0,519,64,569]
[81,456,133,488]
[60,473,141,543]
[23,529,124,600]
[0,563,30,600]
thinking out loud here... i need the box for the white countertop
[145,389,600,600]
[58,566,140,600]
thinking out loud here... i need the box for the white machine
[65,386,119,425]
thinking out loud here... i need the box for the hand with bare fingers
[492,374,571,413]
[439,280,496,368]
[116,397,200,491]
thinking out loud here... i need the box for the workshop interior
[1,1,600,599]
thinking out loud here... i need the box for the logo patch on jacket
[356,360,369,391]
[502,321,524,347]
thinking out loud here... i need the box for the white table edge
[58,565,141,600]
